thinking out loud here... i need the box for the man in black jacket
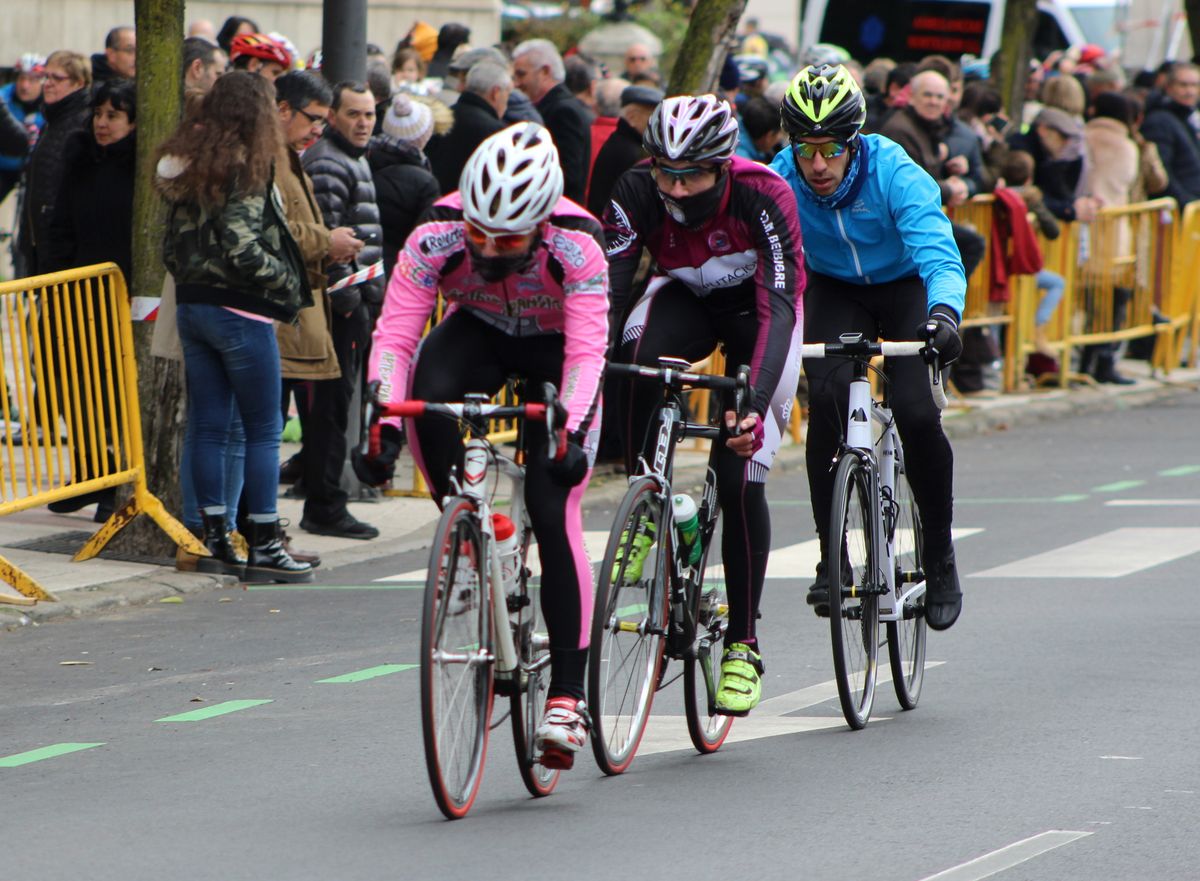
[587,85,661,218]
[300,82,384,540]
[1141,62,1200,206]
[512,39,592,203]
[428,61,511,194]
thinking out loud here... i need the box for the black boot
[1092,351,1135,385]
[244,519,314,584]
[198,513,247,578]
[924,547,962,631]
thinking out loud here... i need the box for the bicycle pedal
[539,746,575,770]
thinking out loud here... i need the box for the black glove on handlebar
[919,306,963,367]
[547,429,589,487]
[352,423,403,487]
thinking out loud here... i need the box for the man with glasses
[622,43,658,84]
[771,64,967,631]
[94,26,136,86]
[361,123,609,768]
[603,94,804,716]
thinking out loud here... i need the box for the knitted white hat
[382,93,434,148]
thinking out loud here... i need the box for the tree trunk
[995,0,1038,126]
[666,0,748,96]
[1186,0,1200,63]
[116,0,185,557]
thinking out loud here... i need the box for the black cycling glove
[919,305,963,366]
[547,429,589,487]
[352,423,403,486]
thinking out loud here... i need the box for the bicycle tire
[588,476,669,775]
[510,569,559,797]
[420,497,494,819]
[683,541,733,753]
[828,453,880,730]
[887,450,927,710]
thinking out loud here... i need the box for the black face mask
[658,173,728,229]
[467,236,539,282]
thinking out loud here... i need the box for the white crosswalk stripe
[970,527,1200,579]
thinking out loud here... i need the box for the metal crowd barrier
[0,263,205,603]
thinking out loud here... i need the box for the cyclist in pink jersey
[603,95,805,716]
[359,123,607,768]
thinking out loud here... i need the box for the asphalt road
[5,394,1200,881]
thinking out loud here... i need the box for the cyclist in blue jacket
[770,64,966,631]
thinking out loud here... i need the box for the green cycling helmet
[780,63,866,141]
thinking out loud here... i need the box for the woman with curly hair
[156,71,313,583]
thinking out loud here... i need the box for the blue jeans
[176,303,281,518]
[1035,270,1065,326]
[180,403,245,532]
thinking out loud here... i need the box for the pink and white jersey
[369,193,610,435]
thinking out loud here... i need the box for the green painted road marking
[0,742,104,767]
[317,664,417,683]
[156,700,272,722]
[1093,480,1145,493]
[615,602,649,617]
[1159,465,1200,477]
[246,583,424,590]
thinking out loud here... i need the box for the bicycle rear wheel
[510,575,559,797]
[887,451,927,710]
[683,544,733,753]
[828,454,879,730]
[420,497,494,819]
[588,476,669,775]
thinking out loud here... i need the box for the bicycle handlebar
[607,360,755,422]
[380,401,549,421]
[800,338,948,411]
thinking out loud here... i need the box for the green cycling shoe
[612,518,656,583]
[714,642,764,716]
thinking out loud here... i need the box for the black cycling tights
[620,282,773,648]
[408,310,591,699]
[803,272,955,559]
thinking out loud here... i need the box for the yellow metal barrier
[0,263,205,603]
[1169,201,1200,370]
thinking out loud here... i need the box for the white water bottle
[492,512,521,601]
[672,494,702,567]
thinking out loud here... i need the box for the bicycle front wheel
[588,476,669,775]
[683,545,733,753]
[421,497,494,819]
[887,452,927,710]
[828,454,880,730]
[510,582,559,797]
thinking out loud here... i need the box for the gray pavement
[1,357,1197,624]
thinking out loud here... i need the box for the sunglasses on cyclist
[792,141,850,160]
[652,162,716,186]
[464,222,534,253]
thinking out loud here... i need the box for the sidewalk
[3,358,1197,627]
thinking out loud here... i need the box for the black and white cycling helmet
[460,122,564,233]
[643,94,739,164]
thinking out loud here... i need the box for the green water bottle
[672,494,702,567]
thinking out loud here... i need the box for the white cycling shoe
[534,697,590,769]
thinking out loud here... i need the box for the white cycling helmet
[16,53,46,74]
[643,94,739,164]
[459,122,564,234]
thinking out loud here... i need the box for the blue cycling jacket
[770,133,966,318]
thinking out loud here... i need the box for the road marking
[957,495,1085,504]
[915,830,1093,881]
[0,742,105,768]
[316,664,417,683]
[1159,465,1200,476]
[1105,499,1200,507]
[375,530,611,582]
[1099,755,1143,760]
[155,700,273,722]
[635,662,942,756]
[971,528,1200,578]
[1093,479,1145,492]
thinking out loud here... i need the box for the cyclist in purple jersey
[603,94,804,716]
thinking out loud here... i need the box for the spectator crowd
[0,14,1197,568]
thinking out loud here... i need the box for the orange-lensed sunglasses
[464,222,533,253]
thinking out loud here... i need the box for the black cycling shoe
[924,548,962,631]
[807,562,831,617]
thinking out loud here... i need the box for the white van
[796,0,1099,66]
